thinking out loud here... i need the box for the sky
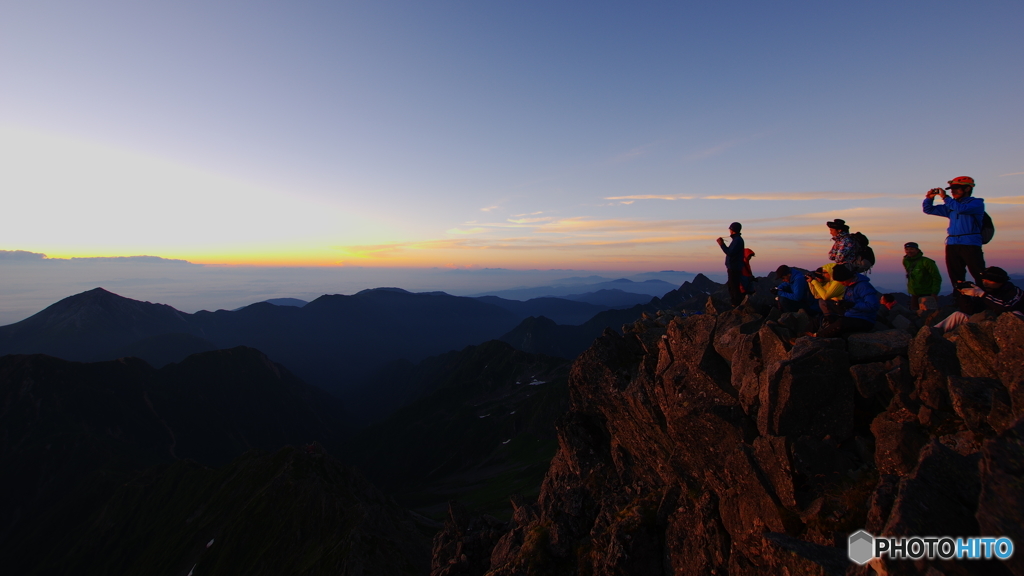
[2,1,1023,315]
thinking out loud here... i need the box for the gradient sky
[2,1,1022,275]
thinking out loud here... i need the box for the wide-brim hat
[826,219,848,230]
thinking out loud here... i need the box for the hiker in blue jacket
[716,222,745,306]
[815,264,880,338]
[773,265,812,314]
[923,176,986,301]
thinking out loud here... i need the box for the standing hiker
[902,242,941,312]
[827,219,856,267]
[740,248,756,295]
[716,222,745,306]
[905,240,942,311]
[923,176,986,309]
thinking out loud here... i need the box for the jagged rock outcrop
[430,304,1024,576]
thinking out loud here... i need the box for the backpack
[981,212,995,244]
[849,232,875,272]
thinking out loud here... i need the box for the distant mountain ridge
[0,287,524,395]
[0,282,686,397]
[499,273,727,359]
[472,277,682,301]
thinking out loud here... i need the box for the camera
[955,281,975,290]
[769,287,779,296]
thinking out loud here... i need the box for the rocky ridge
[431,297,1024,576]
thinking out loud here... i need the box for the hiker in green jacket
[902,242,941,311]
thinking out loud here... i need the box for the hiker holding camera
[923,176,988,298]
[772,265,813,314]
[805,263,846,303]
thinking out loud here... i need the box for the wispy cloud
[987,196,1024,204]
[604,191,890,202]
[999,172,1024,177]
[507,216,555,224]
[480,205,501,212]
[605,194,695,200]
[702,191,887,201]
[331,204,1024,269]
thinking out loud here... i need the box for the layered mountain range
[4,273,1023,575]
[0,283,680,404]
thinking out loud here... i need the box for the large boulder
[871,407,929,475]
[908,326,960,412]
[847,329,912,363]
[956,321,1001,380]
[994,314,1024,420]
[870,441,983,576]
[882,440,981,537]
[947,376,1012,434]
[758,334,854,441]
[849,361,890,400]
[712,307,762,366]
[976,417,1024,576]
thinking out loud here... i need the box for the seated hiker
[933,266,1024,332]
[878,294,917,331]
[773,265,813,314]
[805,263,847,314]
[814,264,880,338]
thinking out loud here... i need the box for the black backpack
[849,232,875,267]
[981,212,995,244]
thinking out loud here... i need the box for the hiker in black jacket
[934,266,1024,332]
[717,222,745,306]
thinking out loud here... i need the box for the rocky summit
[431,300,1024,576]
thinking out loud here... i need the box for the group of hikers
[716,176,1023,338]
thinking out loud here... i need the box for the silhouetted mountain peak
[33,288,188,328]
[0,288,193,361]
[689,272,717,291]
